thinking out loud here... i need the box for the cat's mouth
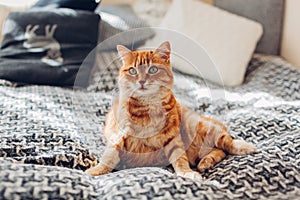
[138,84,148,91]
[139,87,147,91]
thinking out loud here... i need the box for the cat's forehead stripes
[133,51,153,67]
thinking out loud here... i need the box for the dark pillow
[214,0,284,55]
[31,0,99,11]
[0,9,100,87]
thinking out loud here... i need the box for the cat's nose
[139,80,146,86]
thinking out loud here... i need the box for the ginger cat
[86,42,256,180]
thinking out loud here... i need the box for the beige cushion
[147,0,263,86]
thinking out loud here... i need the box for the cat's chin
[131,87,157,95]
[133,91,153,97]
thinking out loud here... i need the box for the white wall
[100,0,135,5]
[101,0,212,6]
[281,0,300,69]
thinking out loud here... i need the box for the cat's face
[117,42,173,97]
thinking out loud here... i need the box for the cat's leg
[197,148,226,172]
[86,145,120,176]
[165,135,203,181]
[215,132,257,155]
[196,116,257,155]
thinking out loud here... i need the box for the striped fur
[86,42,256,180]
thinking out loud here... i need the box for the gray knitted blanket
[0,54,299,199]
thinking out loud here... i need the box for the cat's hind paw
[230,139,257,155]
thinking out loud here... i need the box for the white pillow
[148,0,263,87]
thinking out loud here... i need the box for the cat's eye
[128,67,137,75]
[148,66,158,74]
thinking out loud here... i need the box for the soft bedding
[0,53,299,199]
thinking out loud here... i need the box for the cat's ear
[117,45,133,65]
[154,41,171,62]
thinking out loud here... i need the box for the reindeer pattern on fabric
[23,24,63,66]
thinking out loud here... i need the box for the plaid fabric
[0,54,299,199]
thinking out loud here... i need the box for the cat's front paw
[230,139,257,155]
[197,157,215,173]
[85,164,112,176]
[177,171,203,181]
[86,168,101,176]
